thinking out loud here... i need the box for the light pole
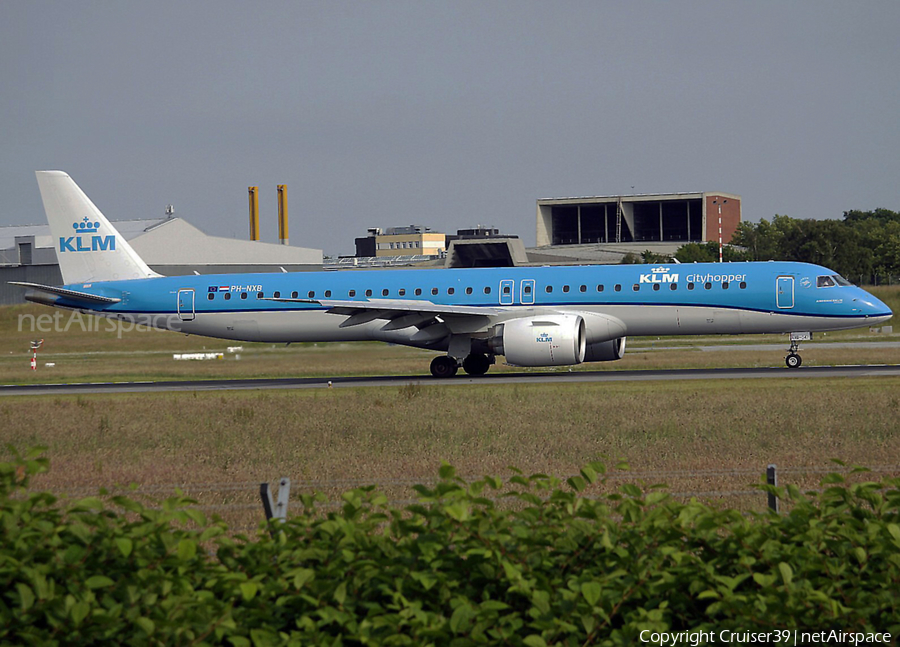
[713,198,727,263]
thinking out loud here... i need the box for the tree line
[629,209,900,284]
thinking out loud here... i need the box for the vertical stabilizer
[36,171,161,285]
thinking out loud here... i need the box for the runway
[2,364,899,396]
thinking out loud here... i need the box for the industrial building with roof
[530,192,741,264]
[343,191,743,270]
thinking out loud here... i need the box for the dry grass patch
[3,376,899,528]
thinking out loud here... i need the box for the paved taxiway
[2,365,899,396]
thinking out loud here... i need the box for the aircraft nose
[854,293,893,325]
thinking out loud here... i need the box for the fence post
[260,478,291,522]
[766,464,778,513]
[260,482,273,520]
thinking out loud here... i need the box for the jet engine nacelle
[489,314,586,366]
[583,336,627,362]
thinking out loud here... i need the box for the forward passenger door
[776,276,794,309]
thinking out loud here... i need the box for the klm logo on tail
[59,217,116,253]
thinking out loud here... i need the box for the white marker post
[30,339,44,371]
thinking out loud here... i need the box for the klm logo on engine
[59,217,116,253]
[536,332,553,343]
[639,266,679,284]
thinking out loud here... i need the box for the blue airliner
[12,172,893,376]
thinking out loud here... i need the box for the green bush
[2,450,899,645]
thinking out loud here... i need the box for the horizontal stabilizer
[9,281,121,305]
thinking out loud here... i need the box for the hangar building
[532,192,741,263]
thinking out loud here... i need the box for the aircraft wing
[260,296,503,331]
[9,281,122,305]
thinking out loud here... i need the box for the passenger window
[704,282,712,290]
[484,287,491,294]
[291,291,298,299]
[579,285,586,293]
[241,292,247,300]
[309,291,315,298]
[325,290,332,297]
[447,287,455,295]
[687,283,694,291]
[597,285,604,292]
[632,284,640,291]
[208,293,215,300]
[349,289,356,297]
[503,286,510,294]
[670,283,677,291]
[399,288,406,296]
[563,285,570,293]
[365,289,373,297]
[274,291,281,298]
[382,289,389,296]
[415,288,422,296]
[614,284,621,292]
[722,282,729,290]
[224,293,231,300]
[652,284,660,291]
[466,287,473,295]
[256,292,263,299]
[431,288,438,295]
[817,276,836,288]
[739,282,746,289]
[545,285,553,293]
[524,285,532,294]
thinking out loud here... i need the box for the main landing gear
[430,356,458,378]
[462,352,491,376]
[430,353,494,378]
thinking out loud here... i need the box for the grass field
[3,377,900,528]
[2,287,899,528]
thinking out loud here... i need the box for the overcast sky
[2,1,899,256]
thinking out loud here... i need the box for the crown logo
[651,266,670,273]
[72,216,100,233]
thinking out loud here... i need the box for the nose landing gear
[785,332,810,369]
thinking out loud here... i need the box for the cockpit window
[833,274,853,286]
[817,276,836,288]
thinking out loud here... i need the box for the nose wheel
[785,332,809,369]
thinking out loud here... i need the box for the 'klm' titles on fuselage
[59,235,116,253]
[639,272,679,284]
